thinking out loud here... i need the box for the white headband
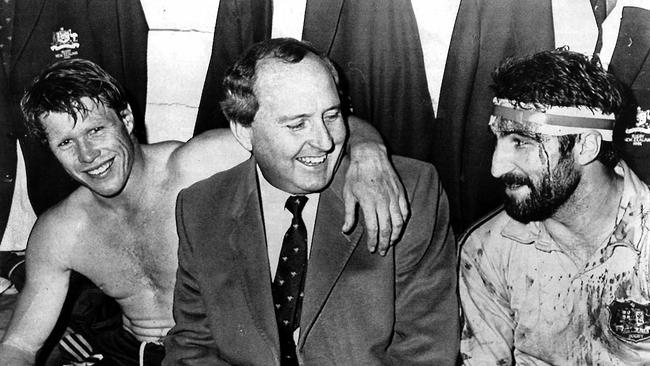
[490,98,615,141]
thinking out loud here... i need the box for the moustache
[500,173,532,188]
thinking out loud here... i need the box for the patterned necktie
[0,0,14,73]
[272,195,308,366]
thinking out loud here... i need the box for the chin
[87,179,127,197]
[504,198,556,223]
[293,185,324,194]
[293,174,333,192]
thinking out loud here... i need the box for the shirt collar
[256,166,319,208]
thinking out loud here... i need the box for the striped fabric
[59,328,103,365]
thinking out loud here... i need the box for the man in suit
[435,0,650,231]
[459,49,650,365]
[164,38,459,365]
[0,57,407,365]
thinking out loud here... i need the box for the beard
[501,154,581,223]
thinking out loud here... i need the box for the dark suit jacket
[435,0,650,231]
[194,0,435,162]
[0,0,147,238]
[164,156,459,365]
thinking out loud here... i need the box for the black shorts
[59,287,165,366]
[61,325,165,366]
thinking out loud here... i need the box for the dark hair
[220,38,341,127]
[492,48,624,168]
[21,58,129,143]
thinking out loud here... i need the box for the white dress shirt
[257,166,319,280]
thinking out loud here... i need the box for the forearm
[341,116,409,253]
[347,115,385,150]
[0,342,36,366]
[0,267,69,365]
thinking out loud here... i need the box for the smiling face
[490,120,581,223]
[41,97,136,197]
[232,54,347,194]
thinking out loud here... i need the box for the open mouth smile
[86,159,114,177]
[297,155,327,166]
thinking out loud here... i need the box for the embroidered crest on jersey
[50,27,79,59]
[624,107,650,146]
[608,299,650,343]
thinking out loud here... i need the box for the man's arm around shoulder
[389,158,459,365]
[0,208,75,365]
[169,128,251,185]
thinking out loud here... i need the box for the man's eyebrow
[324,104,342,113]
[276,104,342,124]
[498,129,544,142]
[276,113,311,124]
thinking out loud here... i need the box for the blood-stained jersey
[460,162,650,365]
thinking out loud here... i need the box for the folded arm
[344,116,409,255]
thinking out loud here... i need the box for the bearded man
[459,48,650,365]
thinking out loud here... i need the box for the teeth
[88,160,112,176]
[297,155,327,166]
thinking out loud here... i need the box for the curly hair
[491,48,625,168]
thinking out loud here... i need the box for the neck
[542,165,622,266]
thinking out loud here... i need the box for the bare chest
[72,197,179,301]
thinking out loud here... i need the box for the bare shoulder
[168,128,251,185]
[143,140,184,165]
[27,189,94,268]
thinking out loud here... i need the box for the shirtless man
[0,59,407,365]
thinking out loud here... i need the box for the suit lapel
[10,0,47,72]
[298,159,363,347]
[609,7,650,91]
[302,0,344,54]
[228,159,280,353]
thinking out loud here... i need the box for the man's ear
[230,120,253,152]
[119,104,135,134]
[575,131,602,165]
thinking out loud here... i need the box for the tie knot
[285,195,308,217]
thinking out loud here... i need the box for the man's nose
[310,120,334,152]
[490,140,513,178]
[77,139,100,163]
